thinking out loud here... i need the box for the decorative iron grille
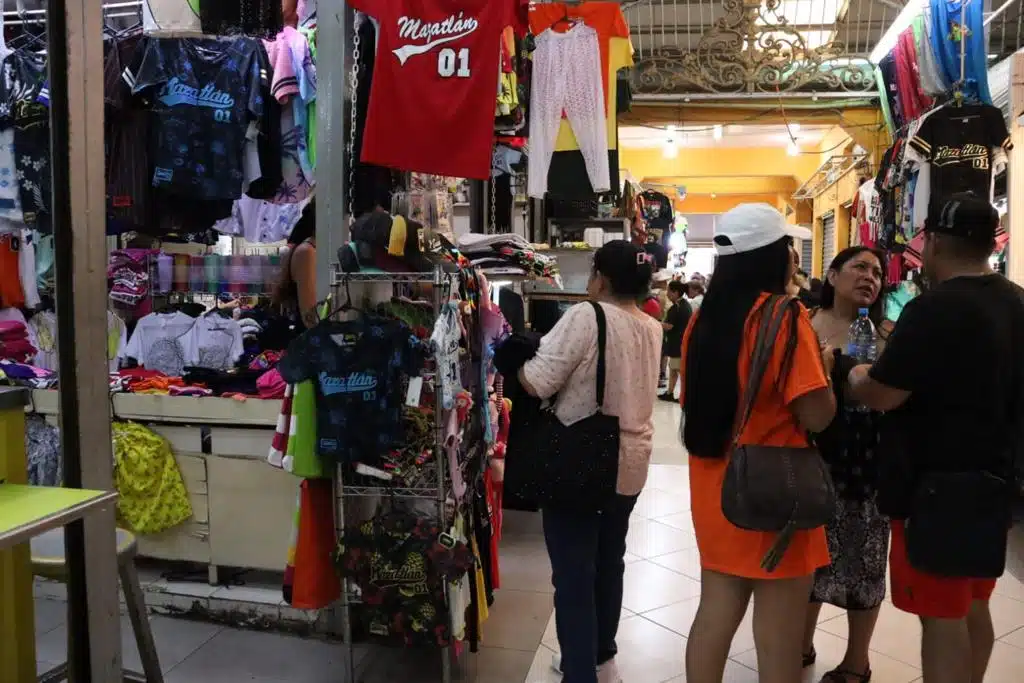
[626,0,1024,97]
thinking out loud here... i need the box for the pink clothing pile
[108,249,157,307]
[0,320,36,363]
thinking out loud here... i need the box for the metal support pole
[48,0,121,680]
[316,0,349,298]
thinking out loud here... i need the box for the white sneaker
[597,658,623,683]
[550,654,622,683]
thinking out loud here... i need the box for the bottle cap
[858,308,869,316]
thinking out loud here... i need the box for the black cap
[925,194,999,242]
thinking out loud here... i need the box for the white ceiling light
[787,141,800,156]
[713,125,723,140]
[869,0,924,63]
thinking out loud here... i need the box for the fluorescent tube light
[869,0,924,63]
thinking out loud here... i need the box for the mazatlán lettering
[158,77,234,109]
[392,13,479,65]
[933,144,987,161]
[319,371,378,395]
[397,13,478,42]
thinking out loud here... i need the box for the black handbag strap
[732,295,795,445]
[589,301,608,408]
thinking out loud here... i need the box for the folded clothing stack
[108,249,157,306]
[0,320,36,363]
[0,359,55,388]
[456,233,560,281]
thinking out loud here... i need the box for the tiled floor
[31,402,1024,682]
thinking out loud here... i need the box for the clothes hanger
[326,278,364,320]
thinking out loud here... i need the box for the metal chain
[347,16,362,222]
[489,179,497,234]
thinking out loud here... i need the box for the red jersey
[349,0,524,179]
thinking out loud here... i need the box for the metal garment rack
[328,264,458,683]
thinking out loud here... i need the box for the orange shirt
[682,294,830,579]
[0,234,24,309]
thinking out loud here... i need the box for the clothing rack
[329,264,464,683]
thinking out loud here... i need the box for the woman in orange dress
[681,204,837,683]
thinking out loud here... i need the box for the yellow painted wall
[810,167,862,277]
[618,115,881,278]
[620,147,820,182]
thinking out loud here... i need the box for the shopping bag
[283,478,340,609]
[285,380,325,478]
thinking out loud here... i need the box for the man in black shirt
[658,280,691,402]
[847,194,1024,683]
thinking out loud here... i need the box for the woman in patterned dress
[802,246,892,683]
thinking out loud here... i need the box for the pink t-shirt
[522,302,664,496]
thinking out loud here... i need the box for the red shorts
[889,521,997,619]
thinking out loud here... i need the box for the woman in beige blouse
[519,240,664,683]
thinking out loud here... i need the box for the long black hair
[682,236,794,458]
[819,246,887,329]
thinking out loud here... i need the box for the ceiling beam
[621,104,884,129]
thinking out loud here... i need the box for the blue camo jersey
[128,37,265,200]
[278,317,428,465]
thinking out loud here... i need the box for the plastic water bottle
[846,308,877,412]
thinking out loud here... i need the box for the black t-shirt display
[105,35,151,231]
[869,274,1024,517]
[640,190,674,231]
[663,300,692,359]
[909,104,1011,211]
[129,37,264,201]
[278,318,428,465]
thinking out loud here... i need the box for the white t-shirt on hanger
[143,0,202,34]
[184,314,245,371]
[123,311,196,376]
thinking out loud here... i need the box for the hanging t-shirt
[128,37,265,200]
[29,309,127,373]
[122,311,196,376]
[184,315,245,370]
[0,231,23,309]
[640,190,673,231]
[0,128,22,221]
[430,303,462,410]
[278,318,428,465]
[17,228,39,309]
[346,0,526,179]
[854,179,881,247]
[143,0,202,34]
[106,34,151,230]
[930,0,990,104]
[907,104,1010,215]
[0,52,49,231]
[262,26,316,203]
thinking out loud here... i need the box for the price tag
[405,376,424,407]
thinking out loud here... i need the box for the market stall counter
[29,390,299,583]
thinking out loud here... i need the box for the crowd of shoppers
[502,195,1021,683]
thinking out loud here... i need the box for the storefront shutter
[821,212,836,271]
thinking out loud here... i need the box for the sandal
[821,667,872,683]
[802,647,816,668]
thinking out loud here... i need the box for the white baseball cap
[714,203,813,256]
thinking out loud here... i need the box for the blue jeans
[543,494,639,683]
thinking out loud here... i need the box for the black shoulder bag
[721,295,837,571]
[530,301,621,512]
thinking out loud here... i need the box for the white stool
[31,527,163,683]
